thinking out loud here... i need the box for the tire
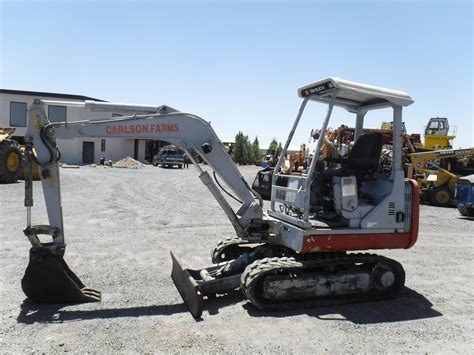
[178,164,182,169]
[468,208,474,217]
[458,205,474,217]
[430,186,453,207]
[0,140,24,184]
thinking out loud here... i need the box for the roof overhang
[0,89,105,102]
[298,77,414,113]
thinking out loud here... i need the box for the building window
[48,105,67,123]
[101,139,106,152]
[10,102,27,127]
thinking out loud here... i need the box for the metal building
[0,89,151,164]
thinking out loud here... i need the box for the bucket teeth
[21,247,101,304]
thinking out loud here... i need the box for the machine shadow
[17,299,188,324]
[243,287,442,324]
[17,287,440,324]
[17,289,245,324]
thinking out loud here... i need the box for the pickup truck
[152,149,185,169]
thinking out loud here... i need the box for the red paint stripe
[300,233,412,253]
[406,179,419,249]
[300,179,420,253]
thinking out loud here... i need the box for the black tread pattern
[211,236,254,263]
[240,253,405,311]
[0,140,24,183]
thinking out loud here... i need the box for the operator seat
[339,132,384,178]
[310,133,384,207]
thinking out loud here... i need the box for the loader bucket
[21,247,101,304]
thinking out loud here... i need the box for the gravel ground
[1,165,473,353]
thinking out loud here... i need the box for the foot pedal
[21,246,101,303]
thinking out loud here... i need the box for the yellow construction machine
[0,128,24,183]
[0,127,40,183]
[423,117,456,150]
[409,147,474,206]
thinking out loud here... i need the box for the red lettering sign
[105,124,180,135]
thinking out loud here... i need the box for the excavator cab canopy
[424,117,450,136]
[298,77,413,113]
[270,77,413,226]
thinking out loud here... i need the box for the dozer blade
[170,251,244,319]
[170,251,204,319]
[21,247,101,304]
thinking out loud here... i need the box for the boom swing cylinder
[21,77,419,319]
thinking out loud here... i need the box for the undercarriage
[172,238,405,318]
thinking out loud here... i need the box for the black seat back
[343,133,384,177]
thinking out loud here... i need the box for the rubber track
[241,253,405,311]
[211,236,255,263]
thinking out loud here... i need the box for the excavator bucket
[21,246,101,304]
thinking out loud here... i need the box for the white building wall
[0,92,147,164]
[0,93,31,137]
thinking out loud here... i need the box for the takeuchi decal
[105,123,179,135]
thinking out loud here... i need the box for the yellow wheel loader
[0,127,41,183]
[0,128,24,183]
[409,147,474,207]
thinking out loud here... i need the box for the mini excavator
[21,77,419,318]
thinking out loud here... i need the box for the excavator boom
[410,147,474,172]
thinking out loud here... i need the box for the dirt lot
[1,165,473,353]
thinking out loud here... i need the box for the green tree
[245,135,255,164]
[252,137,261,162]
[268,138,278,156]
[233,131,247,164]
[276,142,283,158]
[233,133,262,165]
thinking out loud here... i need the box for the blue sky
[1,0,472,148]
